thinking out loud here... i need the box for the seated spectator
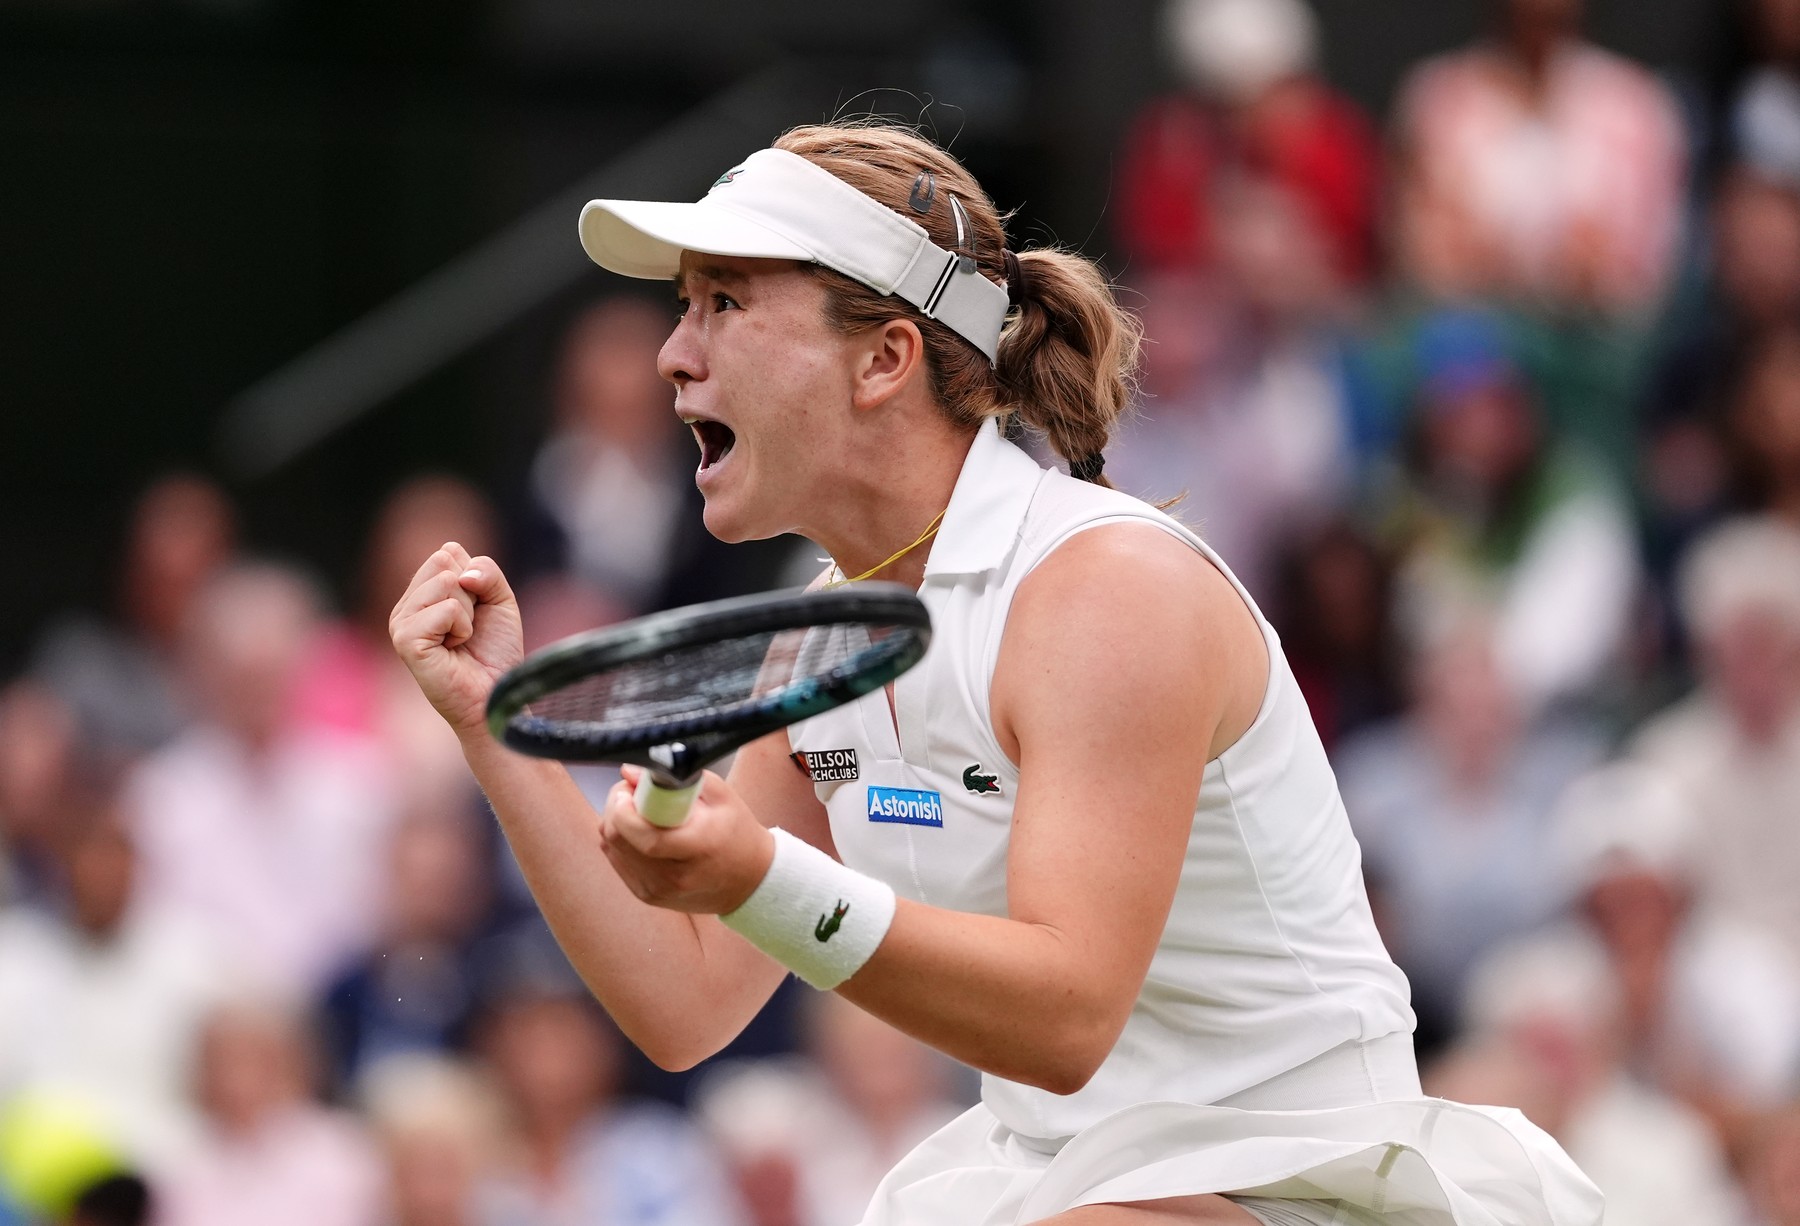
[517,298,803,615]
[157,996,385,1226]
[0,682,83,908]
[0,800,234,1173]
[1549,761,1800,1143]
[359,1053,509,1226]
[1110,177,1386,601]
[321,810,496,1095]
[294,473,498,824]
[1732,0,1800,185]
[1379,309,1639,716]
[1632,516,1800,966]
[472,969,745,1226]
[694,994,966,1226]
[123,563,397,995]
[523,297,687,610]
[1649,170,1800,439]
[1115,0,1380,285]
[1640,171,1800,635]
[30,474,237,766]
[1731,322,1800,529]
[1391,0,1686,313]
[1428,938,1743,1226]
[1269,519,1404,750]
[1335,609,1603,1052]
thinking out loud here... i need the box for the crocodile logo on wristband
[814,900,849,942]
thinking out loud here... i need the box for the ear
[849,318,925,412]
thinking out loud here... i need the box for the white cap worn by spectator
[1677,515,1800,641]
[1549,760,1699,903]
[1548,756,1800,1104]
[1462,931,1621,1040]
[1163,0,1319,103]
[1459,934,1745,1226]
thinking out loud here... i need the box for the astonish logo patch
[791,749,859,782]
[866,786,944,828]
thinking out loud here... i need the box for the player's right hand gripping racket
[485,583,931,827]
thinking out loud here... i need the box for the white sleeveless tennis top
[787,421,1415,1143]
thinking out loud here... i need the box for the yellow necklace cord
[824,507,947,588]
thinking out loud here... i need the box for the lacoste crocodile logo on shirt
[962,764,1001,795]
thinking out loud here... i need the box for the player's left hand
[598,766,776,915]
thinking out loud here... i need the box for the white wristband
[721,829,897,990]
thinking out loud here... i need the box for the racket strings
[524,622,879,733]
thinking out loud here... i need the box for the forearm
[458,733,783,1067]
[836,900,1128,1095]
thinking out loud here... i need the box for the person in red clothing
[1115,0,1381,286]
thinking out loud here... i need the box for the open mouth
[684,418,737,472]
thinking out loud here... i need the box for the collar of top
[923,419,1045,579]
[578,148,1011,362]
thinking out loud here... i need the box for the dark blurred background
[0,0,1730,668]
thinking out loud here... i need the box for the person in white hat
[389,122,1602,1225]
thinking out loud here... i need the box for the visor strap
[891,243,1008,363]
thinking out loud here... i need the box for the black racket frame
[485,583,931,785]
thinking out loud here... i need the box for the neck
[808,422,975,589]
[1503,30,1564,98]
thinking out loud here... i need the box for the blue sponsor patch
[866,785,944,828]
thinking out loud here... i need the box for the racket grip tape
[635,771,701,827]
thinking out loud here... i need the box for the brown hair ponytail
[772,122,1143,487]
[994,249,1143,488]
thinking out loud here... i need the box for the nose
[658,312,704,387]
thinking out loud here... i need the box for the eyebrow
[675,263,752,296]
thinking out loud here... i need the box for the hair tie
[1069,452,1105,482]
[1002,248,1029,308]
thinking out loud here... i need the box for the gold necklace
[823,508,946,588]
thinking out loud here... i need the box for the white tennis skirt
[856,1037,1603,1226]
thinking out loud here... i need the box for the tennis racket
[485,583,931,827]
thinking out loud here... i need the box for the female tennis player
[391,124,1602,1225]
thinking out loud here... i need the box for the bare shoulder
[994,521,1269,762]
[1015,521,1259,650]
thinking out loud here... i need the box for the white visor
[579,147,1011,362]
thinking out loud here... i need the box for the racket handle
[635,770,701,828]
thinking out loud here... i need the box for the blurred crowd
[5,0,1800,1223]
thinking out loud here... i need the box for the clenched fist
[389,541,524,739]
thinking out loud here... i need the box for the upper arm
[989,524,1268,1010]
